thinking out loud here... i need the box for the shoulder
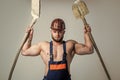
[38,41,49,44]
[66,39,78,44]
[65,40,78,49]
[37,41,50,46]
[36,41,50,48]
[36,41,50,52]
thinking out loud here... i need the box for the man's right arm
[21,27,41,56]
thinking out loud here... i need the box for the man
[21,18,94,80]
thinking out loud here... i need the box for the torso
[39,40,76,76]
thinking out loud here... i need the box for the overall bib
[43,41,71,80]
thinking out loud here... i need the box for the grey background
[0,0,120,80]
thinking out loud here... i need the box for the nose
[56,32,60,37]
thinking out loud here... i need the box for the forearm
[22,27,34,52]
[22,38,32,51]
[84,26,94,53]
[84,32,93,48]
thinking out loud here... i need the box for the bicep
[23,43,41,56]
[75,43,91,55]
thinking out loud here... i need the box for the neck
[52,40,63,46]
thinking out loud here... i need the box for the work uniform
[43,41,71,80]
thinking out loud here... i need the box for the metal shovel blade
[30,0,41,26]
[72,0,89,19]
[31,0,41,19]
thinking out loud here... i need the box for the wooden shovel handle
[82,18,111,80]
[8,19,37,80]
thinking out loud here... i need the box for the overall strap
[63,41,67,60]
[50,41,53,61]
[50,41,67,61]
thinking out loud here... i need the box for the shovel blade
[72,0,89,19]
[31,0,41,19]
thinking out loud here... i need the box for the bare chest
[41,42,74,65]
[52,46,64,61]
[41,45,64,64]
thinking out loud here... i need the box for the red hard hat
[50,18,65,31]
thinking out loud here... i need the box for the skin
[21,23,94,76]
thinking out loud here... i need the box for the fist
[26,27,34,39]
[84,25,91,33]
[26,27,34,34]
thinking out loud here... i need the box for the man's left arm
[74,25,94,55]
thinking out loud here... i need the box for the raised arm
[21,27,41,56]
[75,25,94,55]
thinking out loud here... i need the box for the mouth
[55,37,60,40]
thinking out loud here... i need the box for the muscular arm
[74,25,94,55]
[21,27,41,56]
[21,42,41,56]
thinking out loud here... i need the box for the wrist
[27,39,32,45]
[84,31,91,34]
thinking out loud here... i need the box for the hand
[26,27,34,39]
[84,25,91,33]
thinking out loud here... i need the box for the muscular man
[21,18,94,80]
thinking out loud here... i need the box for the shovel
[72,0,111,80]
[8,0,41,80]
